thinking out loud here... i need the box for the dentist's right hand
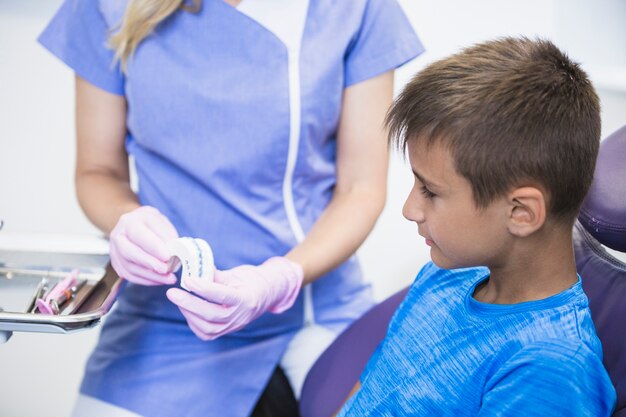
[109,205,179,286]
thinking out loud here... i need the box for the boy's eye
[420,185,436,199]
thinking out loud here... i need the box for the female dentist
[39,0,423,416]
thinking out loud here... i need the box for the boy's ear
[506,186,546,237]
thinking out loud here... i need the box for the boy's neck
[473,225,579,305]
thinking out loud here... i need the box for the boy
[338,37,616,416]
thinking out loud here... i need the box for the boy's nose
[403,192,425,224]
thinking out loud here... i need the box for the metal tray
[0,250,122,334]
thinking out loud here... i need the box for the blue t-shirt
[339,263,616,416]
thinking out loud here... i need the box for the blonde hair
[110,0,201,71]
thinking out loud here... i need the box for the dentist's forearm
[76,171,139,235]
[286,185,385,285]
[75,75,137,235]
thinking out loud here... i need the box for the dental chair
[299,287,409,417]
[575,125,626,417]
[299,125,626,417]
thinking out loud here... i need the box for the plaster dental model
[167,237,215,291]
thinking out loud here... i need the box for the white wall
[1,1,625,416]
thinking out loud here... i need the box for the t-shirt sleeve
[38,0,125,95]
[478,341,616,417]
[344,0,424,87]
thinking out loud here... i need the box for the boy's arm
[333,381,361,417]
[477,341,616,417]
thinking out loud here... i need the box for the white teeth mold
[167,237,215,291]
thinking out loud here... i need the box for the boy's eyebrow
[412,169,440,188]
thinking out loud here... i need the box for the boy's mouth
[419,231,434,246]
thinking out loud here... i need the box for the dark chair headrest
[579,125,626,252]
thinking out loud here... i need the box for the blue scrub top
[39,0,423,415]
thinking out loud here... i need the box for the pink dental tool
[36,269,80,315]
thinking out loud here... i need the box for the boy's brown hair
[387,37,600,223]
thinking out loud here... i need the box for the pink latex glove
[110,206,179,286]
[166,257,303,340]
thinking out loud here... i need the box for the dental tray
[0,249,122,334]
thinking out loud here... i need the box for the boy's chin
[431,253,474,271]
[431,253,454,270]
[431,259,459,270]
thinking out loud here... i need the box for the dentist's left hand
[166,257,303,340]
[110,205,179,286]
